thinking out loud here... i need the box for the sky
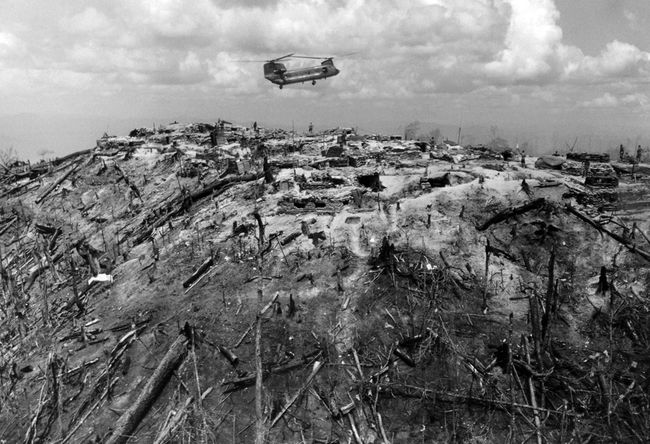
[1,0,650,159]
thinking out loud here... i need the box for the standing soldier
[619,144,625,161]
[520,151,526,168]
[308,122,313,135]
[636,145,643,163]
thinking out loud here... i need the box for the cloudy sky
[1,0,650,159]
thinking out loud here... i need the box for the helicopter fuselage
[263,59,339,87]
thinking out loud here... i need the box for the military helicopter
[259,53,341,89]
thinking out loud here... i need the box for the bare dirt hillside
[1,124,649,443]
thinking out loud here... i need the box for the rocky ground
[0,123,649,443]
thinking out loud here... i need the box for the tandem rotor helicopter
[240,53,346,89]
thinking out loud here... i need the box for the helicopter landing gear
[311,80,316,85]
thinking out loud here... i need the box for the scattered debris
[2,122,650,443]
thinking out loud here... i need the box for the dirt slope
[1,128,649,443]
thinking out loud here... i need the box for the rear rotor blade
[292,55,331,60]
[292,52,358,60]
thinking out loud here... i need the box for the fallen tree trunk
[222,351,321,392]
[152,396,193,444]
[105,334,189,444]
[269,360,324,428]
[129,172,264,246]
[378,384,577,417]
[114,163,142,200]
[281,231,301,246]
[478,198,546,231]
[23,258,50,292]
[66,326,146,432]
[51,148,94,167]
[182,257,214,288]
[0,150,92,199]
[486,243,518,263]
[565,204,650,262]
[35,163,81,204]
[0,216,17,236]
[564,204,602,233]
[190,172,264,202]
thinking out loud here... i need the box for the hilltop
[1,121,649,443]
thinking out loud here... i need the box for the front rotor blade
[273,53,295,61]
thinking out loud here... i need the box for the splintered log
[281,231,301,246]
[0,150,93,199]
[633,223,650,246]
[0,178,39,199]
[51,148,94,167]
[24,258,50,292]
[68,327,145,428]
[393,348,416,367]
[105,334,189,444]
[35,163,81,204]
[152,396,194,444]
[263,156,274,183]
[477,198,546,231]
[130,172,264,246]
[253,210,265,251]
[269,361,324,428]
[114,163,142,200]
[190,172,264,202]
[182,257,214,288]
[542,246,556,344]
[35,154,94,204]
[565,205,650,262]
[0,216,17,236]
[564,205,602,233]
[222,351,322,392]
[219,345,239,367]
[485,243,517,263]
[255,289,265,444]
[379,384,576,417]
[596,266,609,295]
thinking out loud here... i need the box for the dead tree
[35,163,81,204]
[75,240,101,276]
[253,210,265,252]
[478,198,546,231]
[255,288,265,444]
[596,266,609,295]
[182,257,214,288]
[542,245,556,344]
[566,204,650,262]
[269,361,324,428]
[263,156,274,184]
[114,163,142,201]
[105,333,190,444]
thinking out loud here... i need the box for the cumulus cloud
[484,0,563,83]
[582,92,619,108]
[1,0,650,114]
[581,92,649,109]
[60,7,113,36]
[577,41,650,78]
